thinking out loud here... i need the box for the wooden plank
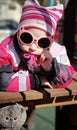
[23,95,77,109]
[0,92,23,104]
[43,88,69,97]
[33,100,77,108]
[22,88,69,101]
[66,80,77,95]
[22,90,44,101]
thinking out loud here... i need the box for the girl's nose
[30,43,37,50]
[31,40,37,48]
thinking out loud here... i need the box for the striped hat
[18,0,63,36]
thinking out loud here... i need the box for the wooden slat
[22,90,44,100]
[43,88,69,97]
[0,92,23,104]
[22,88,70,101]
[32,100,77,109]
[66,80,77,95]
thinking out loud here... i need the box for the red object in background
[54,19,63,41]
[74,44,77,51]
[54,27,60,41]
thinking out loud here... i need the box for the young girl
[0,0,74,92]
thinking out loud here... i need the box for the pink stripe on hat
[18,0,63,36]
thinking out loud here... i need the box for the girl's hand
[41,76,53,88]
[39,50,53,71]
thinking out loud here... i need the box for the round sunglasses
[17,27,52,49]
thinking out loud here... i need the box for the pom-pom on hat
[18,0,63,36]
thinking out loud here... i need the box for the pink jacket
[0,35,74,92]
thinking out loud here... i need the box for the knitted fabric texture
[18,0,63,36]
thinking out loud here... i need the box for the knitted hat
[18,0,63,36]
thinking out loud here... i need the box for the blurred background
[0,0,21,42]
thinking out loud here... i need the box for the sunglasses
[17,27,52,49]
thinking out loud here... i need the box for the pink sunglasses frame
[17,27,53,49]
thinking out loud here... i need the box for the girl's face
[17,28,51,56]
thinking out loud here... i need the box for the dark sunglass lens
[20,32,32,44]
[38,38,50,48]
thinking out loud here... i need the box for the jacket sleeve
[0,64,41,92]
[0,64,30,92]
[40,58,74,88]
[51,45,75,88]
[49,58,74,88]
